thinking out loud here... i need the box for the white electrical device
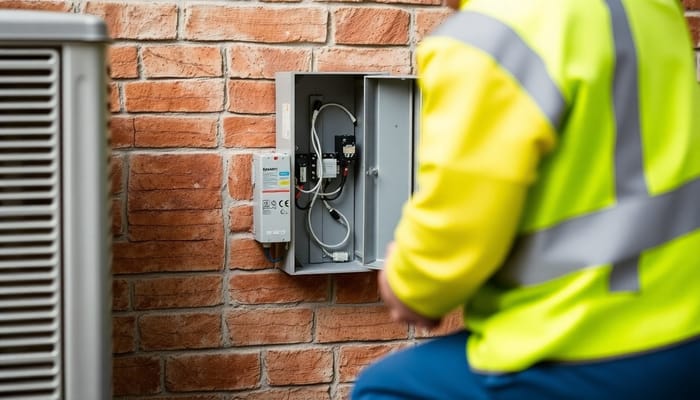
[253,153,292,243]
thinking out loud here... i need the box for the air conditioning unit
[0,10,111,400]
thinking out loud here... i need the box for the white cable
[302,102,356,258]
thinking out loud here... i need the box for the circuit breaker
[252,153,291,243]
[267,72,420,275]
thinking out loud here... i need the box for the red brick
[146,396,224,400]
[337,385,353,400]
[338,343,407,382]
[229,205,253,233]
[228,238,273,270]
[130,209,223,226]
[229,271,328,304]
[223,115,275,148]
[139,312,222,350]
[108,45,138,79]
[229,44,311,79]
[125,80,224,112]
[415,9,453,41]
[685,0,700,10]
[376,0,440,4]
[232,388,330,400]
[110,154,124,195]
[113,355,161,396]
[334,272,379,303]
[0,0,69,11]
[129,222,222,242]
[316,48,412,74]
[129,153,222,190]
[85,2,177,40]
[110,116,134,148]
[109,82,120,113]
[316,305,408,342]
[415,307,464,338]
[113,240,225,274]
[334,8,409,45]
[688,16,700,48]
[112,316,136,354]
[226,308,313,345]
[184,5,327,43]
[133,116,217,148]
[129,189,221,211]
[128,209,223,243]
[228,153,253,200]
[112,279,129,311]
[266,348,333,385]
[166,353,260,391]
[133,275,223,310]
[143,45,223,78]
[227,80,275,114]
[112,198,123,236]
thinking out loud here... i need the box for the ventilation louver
[0,48,62,399]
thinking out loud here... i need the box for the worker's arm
[383,37,557,320]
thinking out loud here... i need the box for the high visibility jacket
[386,0,700,372]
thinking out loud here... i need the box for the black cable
[263,245,283,263]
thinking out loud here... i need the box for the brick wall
[2,1,699,399]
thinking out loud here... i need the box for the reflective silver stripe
[608,0,648,199]
[498,177,700,287]
[431,11,566,130]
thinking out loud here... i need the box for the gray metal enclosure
[275,72,420,275]
[0,10,111,400]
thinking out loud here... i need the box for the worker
[352,0,700,398]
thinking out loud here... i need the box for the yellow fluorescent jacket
[387,0,700,372]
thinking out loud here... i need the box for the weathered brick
[85,2,177,40]
[228,153,253,200]
[316,48,412,74]
[133,116,218,148]
[316,305,408,342]
[143,45,223,78]
[226,308,313,345]
[146,396,224,400]
[227,80,275,114]
[110,116,134,148]
[129,189,221,211]
[130,209,223,227]
[129,220,222,242]
[109,82,120,113]
[223,115,275,148]
[113,355,161,396]
[184,5,327,43]
[228,238,273,270]
[112,316,136,354]
[415,8,453,41]
[337,385,354,400]
[133,275,223,310]
[688,16,700,48]
[112,198,123,236]
[266,348,333,385]
[229,271,328,304]
[229,44,311,79]
[0,0,69,11]
[376,0,441,5]
[125,80,224,112]
[334,8,409,45]
[685,0,700,10]
[338,343,407,382]
[229,205,253,233]
[113,240,225,274]
[110,154,124,195]
[108,45,138,79]
[129,153,222,190]
[334,272,379,304]
[139,312,222,350]
[232,388,330,400]
[415,307,464,338]
[166,353,260,391]
[112,279,129,311]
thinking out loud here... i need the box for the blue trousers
[352,331,700,400]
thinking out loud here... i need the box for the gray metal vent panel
[0,48,62,400]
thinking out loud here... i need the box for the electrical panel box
[253,153,292,243]
[273,72,420,275]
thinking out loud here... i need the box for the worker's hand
[379,242,441,329]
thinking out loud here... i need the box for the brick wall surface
[2,1,698,399]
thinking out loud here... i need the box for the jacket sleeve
[385,36,557,319]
